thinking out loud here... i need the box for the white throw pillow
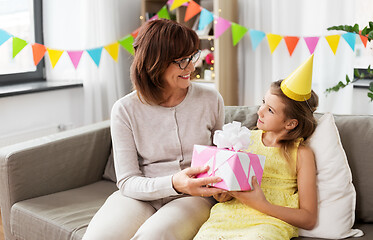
[299,113,363,238]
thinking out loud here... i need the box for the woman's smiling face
[162,54,196,91]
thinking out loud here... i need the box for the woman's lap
[83,190,215,240]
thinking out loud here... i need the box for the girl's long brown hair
[271,80,319,163]
[130,19,200,105]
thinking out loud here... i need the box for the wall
[0,87,85,147]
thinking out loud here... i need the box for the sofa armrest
[0,120,111,207]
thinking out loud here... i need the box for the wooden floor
[0,210,4,240]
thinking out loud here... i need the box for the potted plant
[325,22,373,101]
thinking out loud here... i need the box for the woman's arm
[230,146,318,230]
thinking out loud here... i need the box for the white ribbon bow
[213,121,252,151]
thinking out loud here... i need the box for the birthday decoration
[0,0,370,70]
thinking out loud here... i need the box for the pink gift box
[191,145,266,191]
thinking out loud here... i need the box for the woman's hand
[229,176,269,211]
[213,192,233,202]
[172,165,225,197]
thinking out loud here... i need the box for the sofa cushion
[299,113,362,238]
[333,114,373,223]
[10,180,117,240]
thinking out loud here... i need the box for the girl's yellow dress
[194,130,300,240]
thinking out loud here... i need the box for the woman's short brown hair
[130,19,200,105]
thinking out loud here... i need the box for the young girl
[194,79,319,240]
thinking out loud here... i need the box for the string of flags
[0,0,370,70]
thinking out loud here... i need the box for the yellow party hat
[281,54,314,101]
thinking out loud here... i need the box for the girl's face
[257,90,294,132]
[162,53,196,92]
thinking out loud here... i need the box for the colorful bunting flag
[119,35,135,55]
[266,34,283,54]
[12,37,28,58]
[284,36,300,56]
[359,30,368,47]
[0,3,370,71]
[342,32,356,51]
[87,47,103,67]
[215,17,232,39]
[32,43,46,66]
[47,49,64,68]
[170,0,189,11]
[185,0,201,22]
[249,30,266,50]
[198,8,214,31]
[303,37,319,54]
[231,23,248,46]
[0,29,12,46]
[157,5,170,20]
[131,27,140,39]
[67,50,84,69]
[104,42,119,62]
[325,35,340,55]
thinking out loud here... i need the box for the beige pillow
[299,113,363,238]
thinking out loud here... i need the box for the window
[0,0,44,85]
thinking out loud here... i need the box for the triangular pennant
[47,48,64,68]
[149,14,159,21]
[12,37,28,58]
[231,23,248,46]
[303,36,319,54]
[104,42,119,62]
[215,17,232,39]
[131,27,141,39]
[170,0,189,11]
[266,33,283,54]
[249,30,266,50]
[325,34,341,55]
[359,30,368,47]
[119,35,135,55]
[157,6,170,20]
[67,50,84,69]
[198,8,214,31]
[32,43,47,66]
[87,47,103,67]
[284,36,300,56]
[342,32,356,51]
[184,0,202,22]
[0,29,12,46]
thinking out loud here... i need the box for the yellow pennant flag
[170,0,189,11]
[325,35,341,55]
[104,42,119,62]
[267,33,283,54]
[47,49,64,68]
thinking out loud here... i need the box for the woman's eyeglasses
[172,50,201,70]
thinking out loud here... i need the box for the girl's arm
[230,146,318,230]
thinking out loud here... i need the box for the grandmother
[83,19,225,240]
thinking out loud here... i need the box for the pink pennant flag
[67,51,84,69]
[215,17,232,39]
[304,36,320,54]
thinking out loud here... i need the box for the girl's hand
[230,176,269,210]
[172,165,225,197]
[213,192,233,202]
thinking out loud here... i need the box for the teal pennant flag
[198,8,214,31]
[342,32,356,51]
[0,29,12,46]
[249,29,266,50]
[87,47,103,67]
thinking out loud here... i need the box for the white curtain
[43,0,140,124]
[237,0,357,114]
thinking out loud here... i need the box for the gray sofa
[0,106,372,240]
